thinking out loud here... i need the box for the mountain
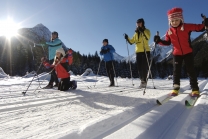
[120,35,197,64]
[0,24,52,75]
[113,52,125,62]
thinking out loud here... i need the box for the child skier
[154,7,208,97]
[42,48,77,91]
[124,18,151,88]
[100,39,116,87]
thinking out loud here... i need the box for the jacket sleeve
[187,23,205,32]
[100,47,104,55]
[46,39,62,47]
[128,33,136,44]
[109,45,115,53]
[61,42,68,52]
[158,31,171,46]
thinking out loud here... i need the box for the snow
[81,68,95,76]
[0,67,208,139]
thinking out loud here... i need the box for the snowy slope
[121,36,196,63]
[121,35,173,63]
[113,52,124,62]
[0,66,208,139]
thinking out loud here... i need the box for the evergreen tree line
[0,34,208,79]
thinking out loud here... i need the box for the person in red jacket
[42,48,76,91]
[154,7,208,97]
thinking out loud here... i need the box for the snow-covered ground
[0,71,208,139]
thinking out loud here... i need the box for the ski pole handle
[201,13,207,30]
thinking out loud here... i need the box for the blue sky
[0,0,207,57]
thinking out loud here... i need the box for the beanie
[167,7,184,35]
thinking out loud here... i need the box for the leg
[105,61,112,85]
[173,55,183,87]
[109,61,115,85]
[184,53,199,90]
[49,59,59,85]
[142,51,150,82]
[136,53,143,81]
[59,78,70,91]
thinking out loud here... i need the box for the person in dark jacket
[154,7,207,97]
[100,39,116,87]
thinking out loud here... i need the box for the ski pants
[58,77,73,91]
[173,52,199,90]
[136,51,150,82]
[105,61,115,84]
[49,59,59,85]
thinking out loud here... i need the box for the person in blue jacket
[42,31,67,88]
[100,39,116,87]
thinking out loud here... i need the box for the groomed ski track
[0,78,207,139]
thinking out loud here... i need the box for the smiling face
[55,52,62,60]
[103,41,108,46]
[170,19,181,27]
[136,22,143,28]
[52,33,57,40]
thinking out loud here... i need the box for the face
[136,22,142,27]
[56,52,62,60]
[52,33,57,40]
[170,19,181,27]
[103,42,108,46]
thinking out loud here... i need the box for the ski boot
[139,81,147,88]
[71,80,77,90]
[190,88,200,97]
[170,84,180,96]
[43,83,53,89]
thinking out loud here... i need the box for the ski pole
[94,56,102,87]
[145,32,159,91]
[140,31,156,95]
[23,51,69,95]
[22,62,43,95]
[124,34,134,86]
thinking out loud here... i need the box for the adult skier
[41,31,67,88]
[124,18,151,88]
[154,7,208,97]
[100,39,116,87]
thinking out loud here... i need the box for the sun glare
[0,18,20,39]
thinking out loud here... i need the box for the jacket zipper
[176,28,184,55]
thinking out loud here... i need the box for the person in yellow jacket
[124,18,151,88]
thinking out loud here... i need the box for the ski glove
[154,35,161,44]
[124,34,128,40]
[100,49,108,54]
[138,27,145,32]
[204,18,208,27]
[41,57,47,62]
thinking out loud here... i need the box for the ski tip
[22,92,26,96]
[185,100,191,107]
[156,100,162,105]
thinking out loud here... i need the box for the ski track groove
[0,78,196,139]
[140,80,207,139]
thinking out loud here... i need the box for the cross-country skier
[154,7,208,97]
[42,48,77,91]
[41,31,67,89]
[124,18,151,88]
[100,39,116,87]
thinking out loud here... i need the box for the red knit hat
[167,7,184,34]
